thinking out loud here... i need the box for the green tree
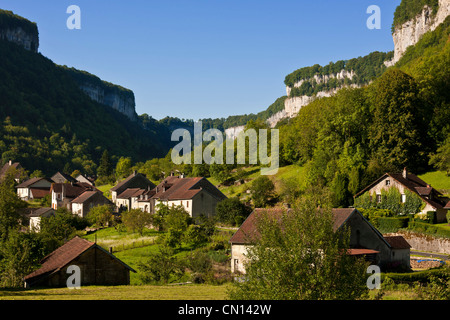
[97,150,113,178]
[250,176,276,208]
[429,138,450,176]
[86,204,115,228]
[0,169,27,239]
[0,230,45,288]
[137,245,184,284]
[115,157,132,180]
[228,197,369,300]
[121,209,151,235]
[215,197,251,226]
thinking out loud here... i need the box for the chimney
[402,167,407,179]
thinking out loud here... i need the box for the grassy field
[0,284,230,300]
[418,171,450,195]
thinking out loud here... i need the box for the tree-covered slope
[0,38,172,175]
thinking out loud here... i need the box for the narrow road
[411,251,450,261]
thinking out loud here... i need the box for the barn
[24,236,135,288]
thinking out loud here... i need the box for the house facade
[28,207,55,231]
[355,168,449,223]
[230,207,411,274]
[50,182,96,211]
[110,171,155,204]
[71,191,112,218]
[16,177,53,201]
[151,176,227,219]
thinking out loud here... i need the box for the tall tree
[228,196,369,300]
[97,149,113,178]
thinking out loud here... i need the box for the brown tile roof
[23,236,95,282]
[445,201,450,210]
[50,183,92,199]
[117,188,145,199]
[229,208,286,244]
[331,208,356,232]
[29,207,55,217]
[110,172,155,192]
[71,190,103,204]
[30,188,51,199]
[0,161,22,178]
[23,236,135,285]
[51,172,77,183]
[152,176,226,201]
[384,236,411,249]
[16,177,52,188]
[346,249,380,256]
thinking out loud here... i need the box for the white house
[16,177,53,201]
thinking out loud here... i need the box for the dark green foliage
[376,216,410,233]
[215,197,252,226]
[250,176,276,208]
[137,245,184,284]
[0,9,38,38]
[408,221,450,238]
[392,0,439,31]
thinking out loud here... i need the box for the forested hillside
[0,38,172,175]
[277,16,449,206]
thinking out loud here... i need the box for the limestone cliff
[0,9,39,52]
[386,0,450,66]
[62,67,138,122]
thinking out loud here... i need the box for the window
[401,194,406,203]
[187,201,189,208]
[385,180,390,186]
[376,194,382,203]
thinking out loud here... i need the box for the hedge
[408,221,450,238]
[383,267,449,284]
[376,216,410,233]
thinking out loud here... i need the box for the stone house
[28,207,55,231]
[16,177,53,201]
[229,207,411,274]
[150,175,227,219]
[354,168,449,223]
[110,171,155,204]
[0,160,26,183]
[50,182,96,211]
[71,190,113,218]
[51,171,77,184]
[23,236,136,288]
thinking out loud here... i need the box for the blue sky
[1,0,400,120]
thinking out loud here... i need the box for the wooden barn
[23,236,135,288]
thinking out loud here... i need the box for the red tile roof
[50,183,93,199]
[384,236,411,249]
[30,188,51,199]
[117,188,145,199]
[23,237,95,282]
[71,190,102,203]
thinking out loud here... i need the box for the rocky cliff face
[0,27,38,52]
[78,82,138,121]
[386,0,450,66]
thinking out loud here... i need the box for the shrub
[377,216,410,233]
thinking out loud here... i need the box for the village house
[23,236,136,288]
[149,175,227,219]
[229,207,411,274]
[51,171,77,184]
[28,207,56,231]
[110,171,155,204]
[16,177,53,201]
[71,190,112,218]
[75,174,95,186]
[0,160,26,183]
[115,188,146,211]
[50,182,96,211]
[354,168,449,223]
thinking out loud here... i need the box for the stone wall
[387,231,450,255]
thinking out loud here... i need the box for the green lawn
[0,284,230,300]
[418,171,450,194]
